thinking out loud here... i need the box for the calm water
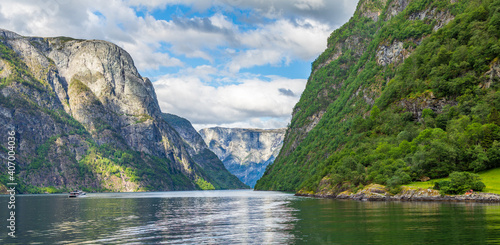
[0,190,499,244]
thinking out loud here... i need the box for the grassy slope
[406,168,500,194]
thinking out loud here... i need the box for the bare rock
[199,127,285,188]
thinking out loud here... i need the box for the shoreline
[296,184,500,203]
[0,188,262,196]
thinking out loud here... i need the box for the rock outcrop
[199,127,286,188]
[298,184,500,203]
[162,114,248,189]
[0,29,245,192]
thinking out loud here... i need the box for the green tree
[434,171,485,195]
[489,108,500,125]
[370,105,381,122]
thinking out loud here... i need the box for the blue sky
[0,0,357,129]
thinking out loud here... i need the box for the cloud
[153,68,307,129]
[227,49,284,73]
[126,0,216,12]
[228,17,332,72]
[125,0,357,26]
[194,118,289,131]
[293,0,326,11]
[121,43,184,70]
[0,1,170,69]
[0,0,356,128]
[278,88,295,97]
[221,0,357,27]
[0,0,353,72]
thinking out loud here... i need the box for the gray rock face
[357,0,388,22]
[299,184,500,203]
[376,41,407,66]
[162,114,248,189]
[385,0,411,21]
[199,127,286,187]
[0,28,245,192]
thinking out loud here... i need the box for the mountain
[199,127,286,187]
[255,0,500,195]
[0,29,245,193]
[162,114,249,189]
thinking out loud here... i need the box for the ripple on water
[2,190,500,244]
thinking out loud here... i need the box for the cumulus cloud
[0,0,186,70]
[0,0,356,128]
[153,68,306,129]
[0,0,353,72]
[293,0,326,11]
[227,49,284,73]
[221,0,357,27]
[126,0,357,25]
[278,88,295,97]
[227,17,332,72]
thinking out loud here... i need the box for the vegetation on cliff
[0,31,245,193]
[255,0,500,195]
[162,113,249,190]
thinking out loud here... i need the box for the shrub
[433,171,485,194]
[196,178,215,190]
[433,180,451,193]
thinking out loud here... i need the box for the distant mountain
[199,127,286,187]
[162,114,249,189]
[255,0,500,195]
[0,29,245,193]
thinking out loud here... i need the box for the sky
[0,0,357,130]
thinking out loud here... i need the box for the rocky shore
[296,184,500,203]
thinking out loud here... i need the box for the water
[0,190,499,244]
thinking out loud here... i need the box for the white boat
[68,190,86,198]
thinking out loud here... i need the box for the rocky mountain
[162,114,248,189]
[199,127,286,187]
[255,0,500,195]
[0,29,245,193]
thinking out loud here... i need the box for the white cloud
[153,69,307,129]
[293,0,326,11]
[120,42,184,70]
[228,49,284,73]
[135,14,237,61]
[212,0,357,26]
[194,118,289,131]
[126,0,216,12]
[125,0,356,24]
[0,0,356,128]
[0,0,349,72]
[227,18,332,72]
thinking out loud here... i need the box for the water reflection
[291,199,500,244]
[81,194,298,244]
[1,191,500,244]
[0,190,298,244]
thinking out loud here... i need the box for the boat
[68,190,86,198]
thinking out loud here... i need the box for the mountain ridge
[199,127,285,187]
[255,0,500,194]
[0,29,245,193]
[162,114,249,189]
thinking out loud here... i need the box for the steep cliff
[162,114,248,189]
[0,29,245,193]
[199,127,286,187]
[255,0,500,194]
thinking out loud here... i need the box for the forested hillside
[255,0,500,195]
